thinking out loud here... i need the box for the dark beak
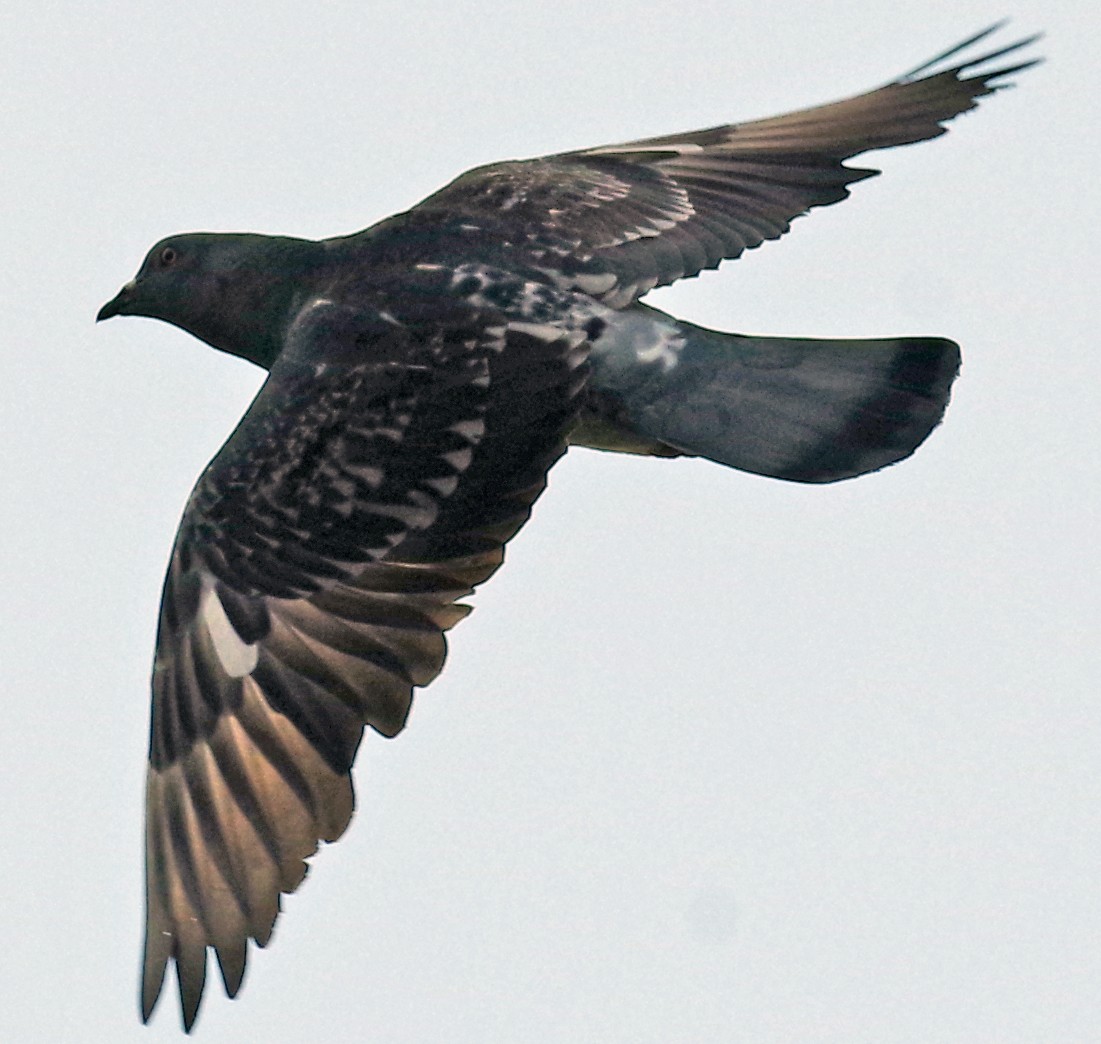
[96,280,135,322]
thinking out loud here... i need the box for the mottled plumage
[97,24,1038,1030]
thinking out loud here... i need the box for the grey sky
[3,2,1097,1041]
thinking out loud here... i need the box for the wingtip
[173,944,209,1032]
[180,983,203,1033]
[900,21,1044,84]
[216,939,249,998]
[140,958,202,1033]
[957,34,1046,78]
[140,931,169,1026]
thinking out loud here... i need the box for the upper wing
[407,24,1039,306]
[142,290,589,1029]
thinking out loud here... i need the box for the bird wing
[141,287,589,1029]
[407,24,1038,306]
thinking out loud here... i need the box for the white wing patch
[583,142,707,157]
[591,308,686,373]
[200,582,259,678]
[634,337,683,370]
[571,272,618,295]
[507,321,566,343]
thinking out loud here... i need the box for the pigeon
[97,23,1039,1031]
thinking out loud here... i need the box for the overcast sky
[3,2,1096,1041]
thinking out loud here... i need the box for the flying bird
[98,23,1038,1031]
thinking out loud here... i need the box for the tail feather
[578,306,960,483]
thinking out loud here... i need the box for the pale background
[2,2,1096,1041]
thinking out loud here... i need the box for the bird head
[97,232,323,369]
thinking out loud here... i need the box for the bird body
[97,24,1039,1030]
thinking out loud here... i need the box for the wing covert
[143,294,590,1028]
[408,25,1039,305]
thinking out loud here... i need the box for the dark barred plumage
[96,23,1039,1031]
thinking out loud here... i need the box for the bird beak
[96,279,136,322]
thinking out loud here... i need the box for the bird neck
[199,236,330,370]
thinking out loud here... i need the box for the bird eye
[160,246,177,266]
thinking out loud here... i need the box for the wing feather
[407,26,1039,305]
[142,295,590,1028]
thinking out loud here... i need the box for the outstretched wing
[407,24,1039,306]
[142,289,589,1029]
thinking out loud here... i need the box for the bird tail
[578,305,961,483]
